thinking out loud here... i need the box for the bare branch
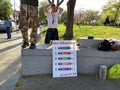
[48,0,52,4]
[48,0,55,4]
[52,0,54,3]
[57,0,64,7]
[57,0,59,6]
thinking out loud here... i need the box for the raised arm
[58,7,63,14]
[44,3,53,14]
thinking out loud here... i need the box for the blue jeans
[6,27,11,39]
[45,28,59,44]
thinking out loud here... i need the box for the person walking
[4,17,12,39]
[44,3,63,44]
[20,0,39,49]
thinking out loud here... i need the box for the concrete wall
[21,39,120,76]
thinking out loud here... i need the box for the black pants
[6,27,11,39]
[45,28,59,44]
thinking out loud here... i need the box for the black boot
[21,41,29,48]
[29,43,36,49]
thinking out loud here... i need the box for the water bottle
[99,65,107,79]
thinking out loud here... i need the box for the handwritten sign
[52,40,77,78]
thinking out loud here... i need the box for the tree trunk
[63,0,76,39]
[113,7,120,25]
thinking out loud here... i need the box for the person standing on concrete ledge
[44,3,63,44]
[20,0,39,49]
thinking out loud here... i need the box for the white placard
[52,40,77,78]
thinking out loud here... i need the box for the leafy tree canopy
[101,0,120,23]
[0,0,13,20]
[38,0,48,22]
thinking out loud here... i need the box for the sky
[10,0,109,11]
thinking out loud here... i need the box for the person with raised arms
[44,3,63,44]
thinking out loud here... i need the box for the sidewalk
[0,32,22,43]
[0,73,20,90]
[16,74,120,90]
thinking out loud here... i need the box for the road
[0,31,22,90]
[0,29,42,90]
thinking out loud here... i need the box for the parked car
[0,21,6,32]
[0,20,19,33]
[11,21,19,32]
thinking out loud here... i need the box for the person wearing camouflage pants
[20,0,39,49]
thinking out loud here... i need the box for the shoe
[7,37,11,39]
[21,42,29,48]
[29,43,36,49]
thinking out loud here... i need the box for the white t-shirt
[47,12,60,28]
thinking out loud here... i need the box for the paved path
[0,30,42,90]
[1,31,120,90]
[0,32,22,90]
[16,74,120,90]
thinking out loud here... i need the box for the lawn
[42,24,120,42]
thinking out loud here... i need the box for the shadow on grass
[60,35,73,40]
[105,25,120,28]
[63,37,73,40]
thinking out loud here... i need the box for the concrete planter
[21,39,120,76]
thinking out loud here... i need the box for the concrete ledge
[78,38,103,48]
[21,39,120,76]
[77,49,120,73]
[78,38,120,48]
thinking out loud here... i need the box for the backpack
[107,64,120,79]
[97,39,118,51]
[97,39,111,51]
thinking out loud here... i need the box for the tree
[112,0,120,24]
[38,1,48,22]
[60,10,67,23]
[102,0,120,25]
[48,0,64,8]
[74,10,85,25]
[63,0,76,39]
[0,0,12,20]
[84,10,99,25]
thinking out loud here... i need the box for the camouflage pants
[20,3,39,44]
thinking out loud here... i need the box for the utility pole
[14,0,16,22]
[13,0,18,31]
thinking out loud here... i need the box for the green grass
[73,25,120,40]
[42,24,120,41]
